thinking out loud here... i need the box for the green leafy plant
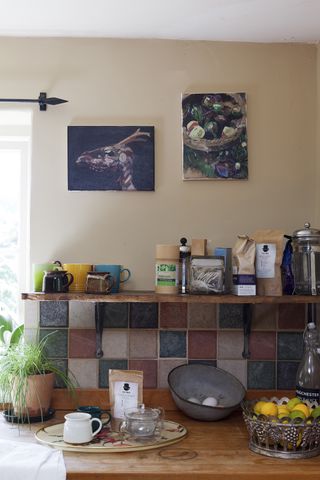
[0,303,24,354]
[0,332,77,421]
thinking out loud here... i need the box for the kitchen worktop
[1,390,320,480]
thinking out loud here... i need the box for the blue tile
[99,359,128,388]
[130,303,158,328]
[160,331,186,358]
[277,361,300,390]
[277,332,303,360]
[247,361,275,389]
[96,303,128,328]
[219,304,244,329]
[39,328,68,358]
[40,301,68,327]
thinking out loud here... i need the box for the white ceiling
[0,0,320,43]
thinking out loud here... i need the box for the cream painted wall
[0,38,316,290]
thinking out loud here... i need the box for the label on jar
[113,381,139,419]
[155,263,179,287]
[255,243,276,278]
[296,385,320,402]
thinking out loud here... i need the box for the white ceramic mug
[63,412,102,444]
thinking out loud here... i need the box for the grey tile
[129,303,158,328]
[247,361,276,389]
[96,303,128,328]
[99,359,128,388]
[277,332,303,360]
[217,359,247,389]
[69,301,95,328]
[51,359,68,388]
[277,361,300,390]
[40,301,68,327]
[159,331,186,358]
[219,304,244,329]
[39,328,68,358]
[188,359,217,366]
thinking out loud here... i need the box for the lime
[311,406,320,419]
[286,397,301,412]
[289,410,306,420]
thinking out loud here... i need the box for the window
[0,110,31,323]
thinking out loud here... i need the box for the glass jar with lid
[292,222,320,295]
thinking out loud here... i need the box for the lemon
[253,401,267,415]
[277,406,290,416]
[286,397,301,412]
[292,403,310,418]
[311,406,320,419]
[260,401,278,417]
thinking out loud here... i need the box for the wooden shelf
[21,290,320,303]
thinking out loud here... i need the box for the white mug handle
[91,418,103,438]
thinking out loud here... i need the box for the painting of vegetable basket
[182,92,248,180]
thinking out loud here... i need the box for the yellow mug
[62,264,92,292]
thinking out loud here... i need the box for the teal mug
[77,406,111,429]
[93,265,131,293]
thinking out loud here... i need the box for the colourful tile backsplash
[24,301,308,391]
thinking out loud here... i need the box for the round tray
[242,397,320,459]
[2,408,55,424]
[35,420,187,453]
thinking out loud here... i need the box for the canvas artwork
[182,92,248,180]
[68,126,155,191]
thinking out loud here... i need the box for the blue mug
[94,264,131,293]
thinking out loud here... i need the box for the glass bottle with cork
[295,304,320,403]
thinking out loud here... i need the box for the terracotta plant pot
[12,372,55,417]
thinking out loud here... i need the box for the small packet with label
[109,369,143,429]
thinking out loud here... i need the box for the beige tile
[251,304,277,330]
[129,330,157,359]
[217,331,243,359]
[24,328,39,344]
[69,358,99,388]
[188,304,217,329]
[102,330,128,358]
[217,359,247,389]
[23,301,39,329]
[158,359,187,388]
[69,301,95,328]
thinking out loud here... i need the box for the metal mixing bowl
[168,364,246,421]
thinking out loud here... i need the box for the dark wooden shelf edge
[21,291,320,303]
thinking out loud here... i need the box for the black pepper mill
[179,237,191,294]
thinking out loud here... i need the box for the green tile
[39,329,68,359]
[219,304,244,329]
[99,359,128,388]
[247,361,275,389]
[277,332,303,360]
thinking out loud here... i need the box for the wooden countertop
[1,407,320,479]
[21,290,320,304]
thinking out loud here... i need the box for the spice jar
[155,244,180,294]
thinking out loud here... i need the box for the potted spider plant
[0,332,76,421]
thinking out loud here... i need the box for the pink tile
[129,360,158,388]
[160,303,187,328]
[188,330,217,359]
[278,304,306,330]
[69,329,96,358]
[249,331,276,360]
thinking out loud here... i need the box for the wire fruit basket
[242,397,320,459]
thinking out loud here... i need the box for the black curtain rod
[0,92,68,111]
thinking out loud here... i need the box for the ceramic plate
[35,420,187,453]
